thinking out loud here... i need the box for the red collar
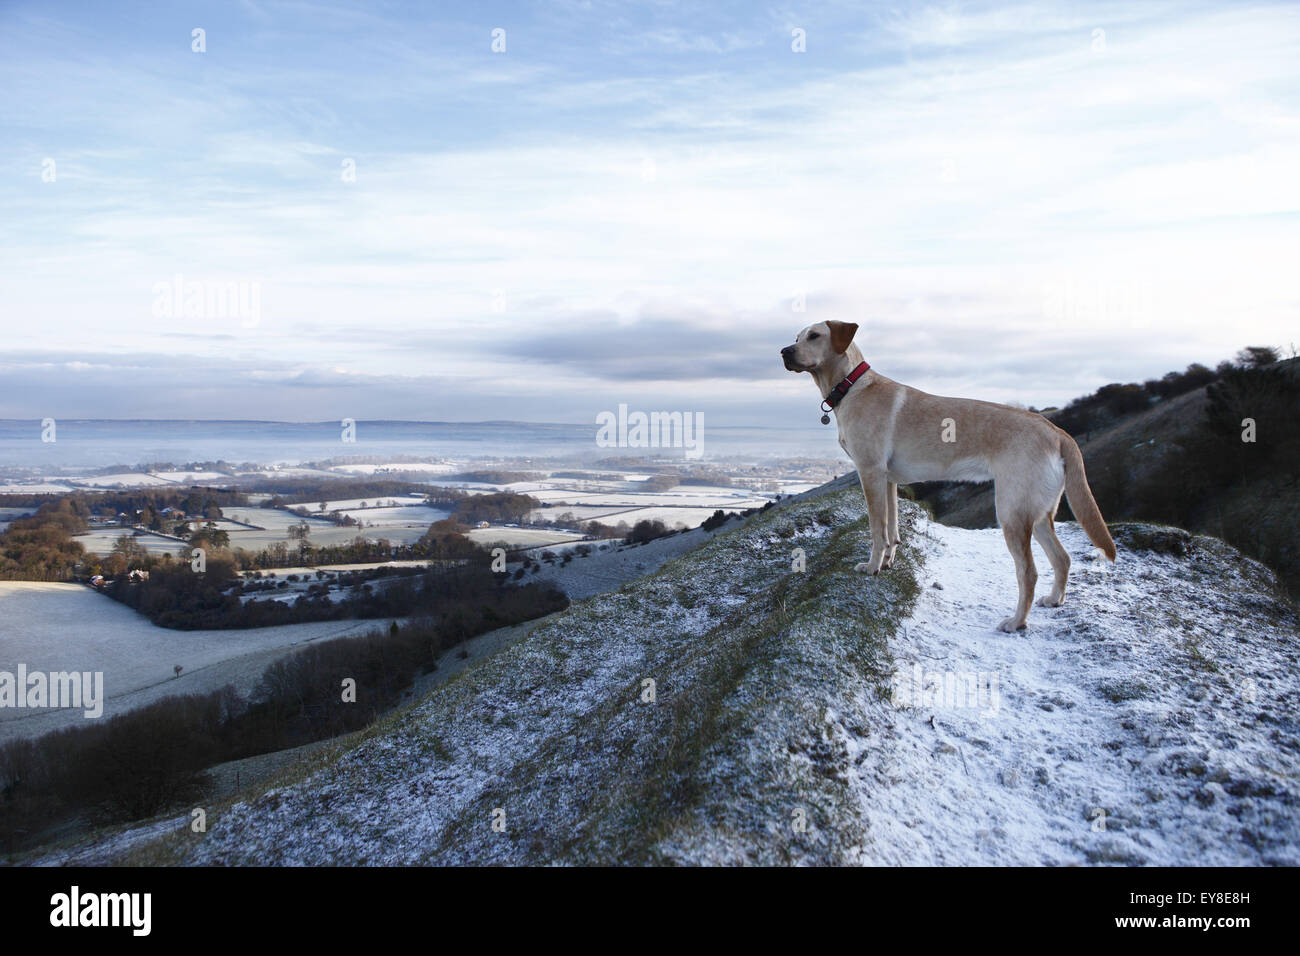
[821,361,871,413]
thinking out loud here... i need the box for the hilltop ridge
[31,475,1300,866]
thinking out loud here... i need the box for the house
[127,569,150,582]
[475,520,491,529]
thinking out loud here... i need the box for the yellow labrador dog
[781,320,1115,631]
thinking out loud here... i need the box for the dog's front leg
[853,470,890,575]
[884,481,900,569]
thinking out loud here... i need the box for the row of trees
[423,489,541,524]
[1049,347,1285,437]
[0,499,87,580]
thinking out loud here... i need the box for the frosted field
[527,505,638,522]
[591,506,740,528]
[557,492,768,508]
[73,530,188,556]
[245,560,433,577]
[223,508,336,530]
[348,504,449,528]
[497,481,579,493]
[466,527,587,548]
[198,504,442,552]
[330,462,456,475]
[308,495,429,512]
[212,530,304,551]
[0,581,389,743]
[151,470,231,483]
[178,519,248,532]
[327,504,448,527]
[522,489,601,503]
[232,466,339,479]
[776,482,820,495]
[224,525,427,550]
[67,473,174,488]
[0,482,74,494]
[631,483,745,497]
[293,525,429,546]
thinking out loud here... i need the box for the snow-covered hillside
[44,479,1300,866]
[850,520,1299,865]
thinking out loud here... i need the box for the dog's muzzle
[781,345,801,370]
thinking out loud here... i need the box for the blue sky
[1,0,1297,425]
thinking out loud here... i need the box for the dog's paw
[997,617,1027,633]
[1036,595,1064,608]
[853,562,880,576]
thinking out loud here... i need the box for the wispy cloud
[1,0,1297,423]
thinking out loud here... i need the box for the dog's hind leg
[1033,512,1070,607]
[997,515,1037,632]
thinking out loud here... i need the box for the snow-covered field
[223,508,333,530]
[73,529,188,556]
[284,524,429,547]
[177,519,248,532]
[587,506,734,528]
[232,466,339,479]
[0,482,74,494]
[527,505,640,521]
[554,492,766,508]
[774,482,820,495]
[333,504,447,526]
[0,581,390,744]
[66,473,175,488]
[465,526,587,548]
[151,470,231,483]
[245,560,434,577]
[211,503,448,550]
[305,495,430,512]
[329,462,456,475]
[507,484,770,532]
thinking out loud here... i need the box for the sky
[1,0,1297,426]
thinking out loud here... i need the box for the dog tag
[820,413,831,425]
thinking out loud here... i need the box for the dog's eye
[807,332,819,340]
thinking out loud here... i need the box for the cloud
[0,0,1297,425]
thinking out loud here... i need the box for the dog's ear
[827,321,858,354]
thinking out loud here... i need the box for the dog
[781,320,1115,631]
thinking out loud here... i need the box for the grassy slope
[123,486,925,865]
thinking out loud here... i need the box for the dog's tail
[1059,430,1116,561]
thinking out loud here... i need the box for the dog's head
[780,320,858,373]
